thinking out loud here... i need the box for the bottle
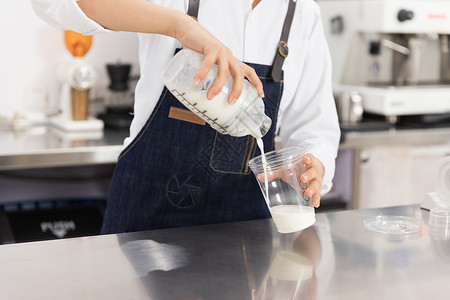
[163,49,272,138]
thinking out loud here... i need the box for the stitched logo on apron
[166,173,203,209]
[192,143,218,181]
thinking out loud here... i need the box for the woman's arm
[76,0,264,103]
[279,2,340,204]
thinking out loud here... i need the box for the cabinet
[0,126,126,243]
[336,128,450,209]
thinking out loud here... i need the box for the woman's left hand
[256,152,325,208]
[300,154,325,208]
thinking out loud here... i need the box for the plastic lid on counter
[363,215,422,240]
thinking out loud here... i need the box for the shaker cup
[163,48,272,138]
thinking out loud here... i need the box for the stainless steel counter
[339,127,450,149]
[0,126,127,170]
[0,204,448,300]
[0,124,449,171]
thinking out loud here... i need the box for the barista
[32,0,340,233]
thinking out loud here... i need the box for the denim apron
[101,64,283,233]
[101,1,295,234]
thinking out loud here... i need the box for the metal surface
[0,124,448,171]
[339,127,450,149]
[0,126,126,170]
[338,127,450,209]
[0,204,449,299]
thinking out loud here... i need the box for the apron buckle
[278,41,289,58]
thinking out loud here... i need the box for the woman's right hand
[174,13,264,104]
[76,0,262,104]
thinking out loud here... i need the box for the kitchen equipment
[422,156,450,210]
[248,146,315,233]
[336,90,364,124]
[52,31,103,132]
[97,62,134,129]
[164,49,271,138]
[318,0,450,123]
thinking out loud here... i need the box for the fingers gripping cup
[248,146,315,233]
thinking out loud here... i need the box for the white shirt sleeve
[279,4,340,195]
[31,0,111,34]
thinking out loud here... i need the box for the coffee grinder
[97,62,134,129]
[52,30,104,132]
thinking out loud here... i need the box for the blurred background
[0,0,449,244]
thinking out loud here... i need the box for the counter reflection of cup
[248,146,316,233]
[257,251,314,300]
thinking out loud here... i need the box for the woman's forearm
[76,0,265,100]
[76,0,187,38]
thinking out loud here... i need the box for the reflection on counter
[257,251,314,299]
[256,217,333,300]
[0,205,449,299]
[111,214,335,300]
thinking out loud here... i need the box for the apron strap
[187,0,295,82]
[187,0,200,20]
[270,0,297,82]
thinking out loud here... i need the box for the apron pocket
[210,133,256,174]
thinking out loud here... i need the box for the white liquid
[268,251,314,281]
[256,138,269,202]
[270,205,315,233]
[181,90,250,137]
[254,140,314,234]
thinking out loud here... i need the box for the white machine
[317,0,450,122]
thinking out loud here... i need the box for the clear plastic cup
[429,207,450,227]
[429,207,450,240]
[248,146,315,233]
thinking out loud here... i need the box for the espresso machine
[318,0,450,124]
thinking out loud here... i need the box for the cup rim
[247,145,306,172]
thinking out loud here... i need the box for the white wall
[0,2,139,119]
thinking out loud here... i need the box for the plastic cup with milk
[163,48,271,138]
[247,146,315,233]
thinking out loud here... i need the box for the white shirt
[31,0,341,194]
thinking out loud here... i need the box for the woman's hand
[300,154,325,208]
[76,0,264,104]
[257,153,325,208]
[174,14,264,104]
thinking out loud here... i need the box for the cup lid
[364,215,422,240]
